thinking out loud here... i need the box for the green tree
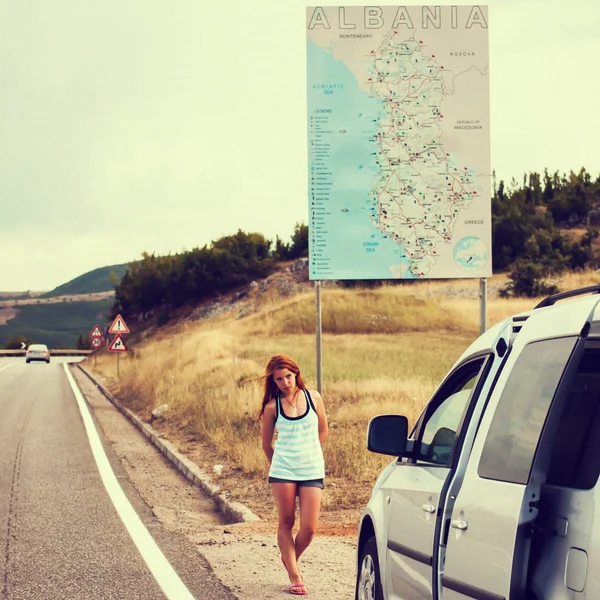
[542,169,554,203]
[493,167,600,272]
[289,223,309,259]
[274,235,291,260]
[272,223,308,260]
[75,334,91,350]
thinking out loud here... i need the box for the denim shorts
[268,477,325,490]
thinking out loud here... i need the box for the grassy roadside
[86,271,599,522]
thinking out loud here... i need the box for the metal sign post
[108,337,128,378]
[107,315,129,379]
[90,325,104,369]
[479,278,487,334]
[315,280,323,394]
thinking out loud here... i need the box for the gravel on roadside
[72,367,358,600]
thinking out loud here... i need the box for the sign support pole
[315,280,323,394]
[117,352,120,379]
[479,278,487,334]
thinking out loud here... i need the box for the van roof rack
[534,284,600,309]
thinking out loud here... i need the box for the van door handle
[422,503,436,514]
[450,519,468,531]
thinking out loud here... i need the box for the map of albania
[307,5,492,280]
[370,34,479,276]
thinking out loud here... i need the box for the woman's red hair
[258,354,306,419]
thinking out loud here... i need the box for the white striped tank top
[269,389,325,481]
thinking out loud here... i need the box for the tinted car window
[546,347,600,490]
[417,365,483,467]
[478,337,577,484]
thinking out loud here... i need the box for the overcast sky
[2,0,599,291]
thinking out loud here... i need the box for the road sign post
[89,324,105,368]
[91,337,103,366]
[107,316,129,378]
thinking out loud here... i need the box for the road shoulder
[71,366,357,600]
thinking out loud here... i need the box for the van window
[478,337,577,484]
[546,346,600,490]
[416,363,484,467]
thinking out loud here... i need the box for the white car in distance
[25,343,51,364]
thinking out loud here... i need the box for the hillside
[0,298,113,348]
[40,263,129,298]
[0,261,126,348]
[87,267,600,531]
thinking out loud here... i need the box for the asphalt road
[0,357,236,600]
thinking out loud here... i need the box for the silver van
[356,285,600,600]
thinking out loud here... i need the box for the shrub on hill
[493,168,600,296]
[274,223,308,260]
[499,260,559,299]
[113,230,275,319]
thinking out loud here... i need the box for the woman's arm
[311,390,329,445]
[261,400,276,464]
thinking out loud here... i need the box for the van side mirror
[367,415,409,456]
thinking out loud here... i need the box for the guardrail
[0,349,93,357]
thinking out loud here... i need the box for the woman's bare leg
[270,482,303,585]
[295,486,322,562]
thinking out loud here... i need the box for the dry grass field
[0,291,114,308]
[87,270,600,526]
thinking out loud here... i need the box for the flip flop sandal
[289,583,307,595]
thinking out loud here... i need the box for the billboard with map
[307,5,491,279]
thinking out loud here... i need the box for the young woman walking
[259,355,328,596]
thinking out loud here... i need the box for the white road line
[63,364,195,600]
[0,362,18,372]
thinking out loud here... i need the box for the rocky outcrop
[187,259,310,323]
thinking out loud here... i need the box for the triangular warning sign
[108,314,130,334]
[107,334,128,353]
[90,324,103,338]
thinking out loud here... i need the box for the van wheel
[356,536,383,600]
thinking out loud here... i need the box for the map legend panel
[309,113,334,279]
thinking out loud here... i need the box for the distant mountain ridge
[40,263,129,298]
[1,262,130,348]
[0,299,113,348]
